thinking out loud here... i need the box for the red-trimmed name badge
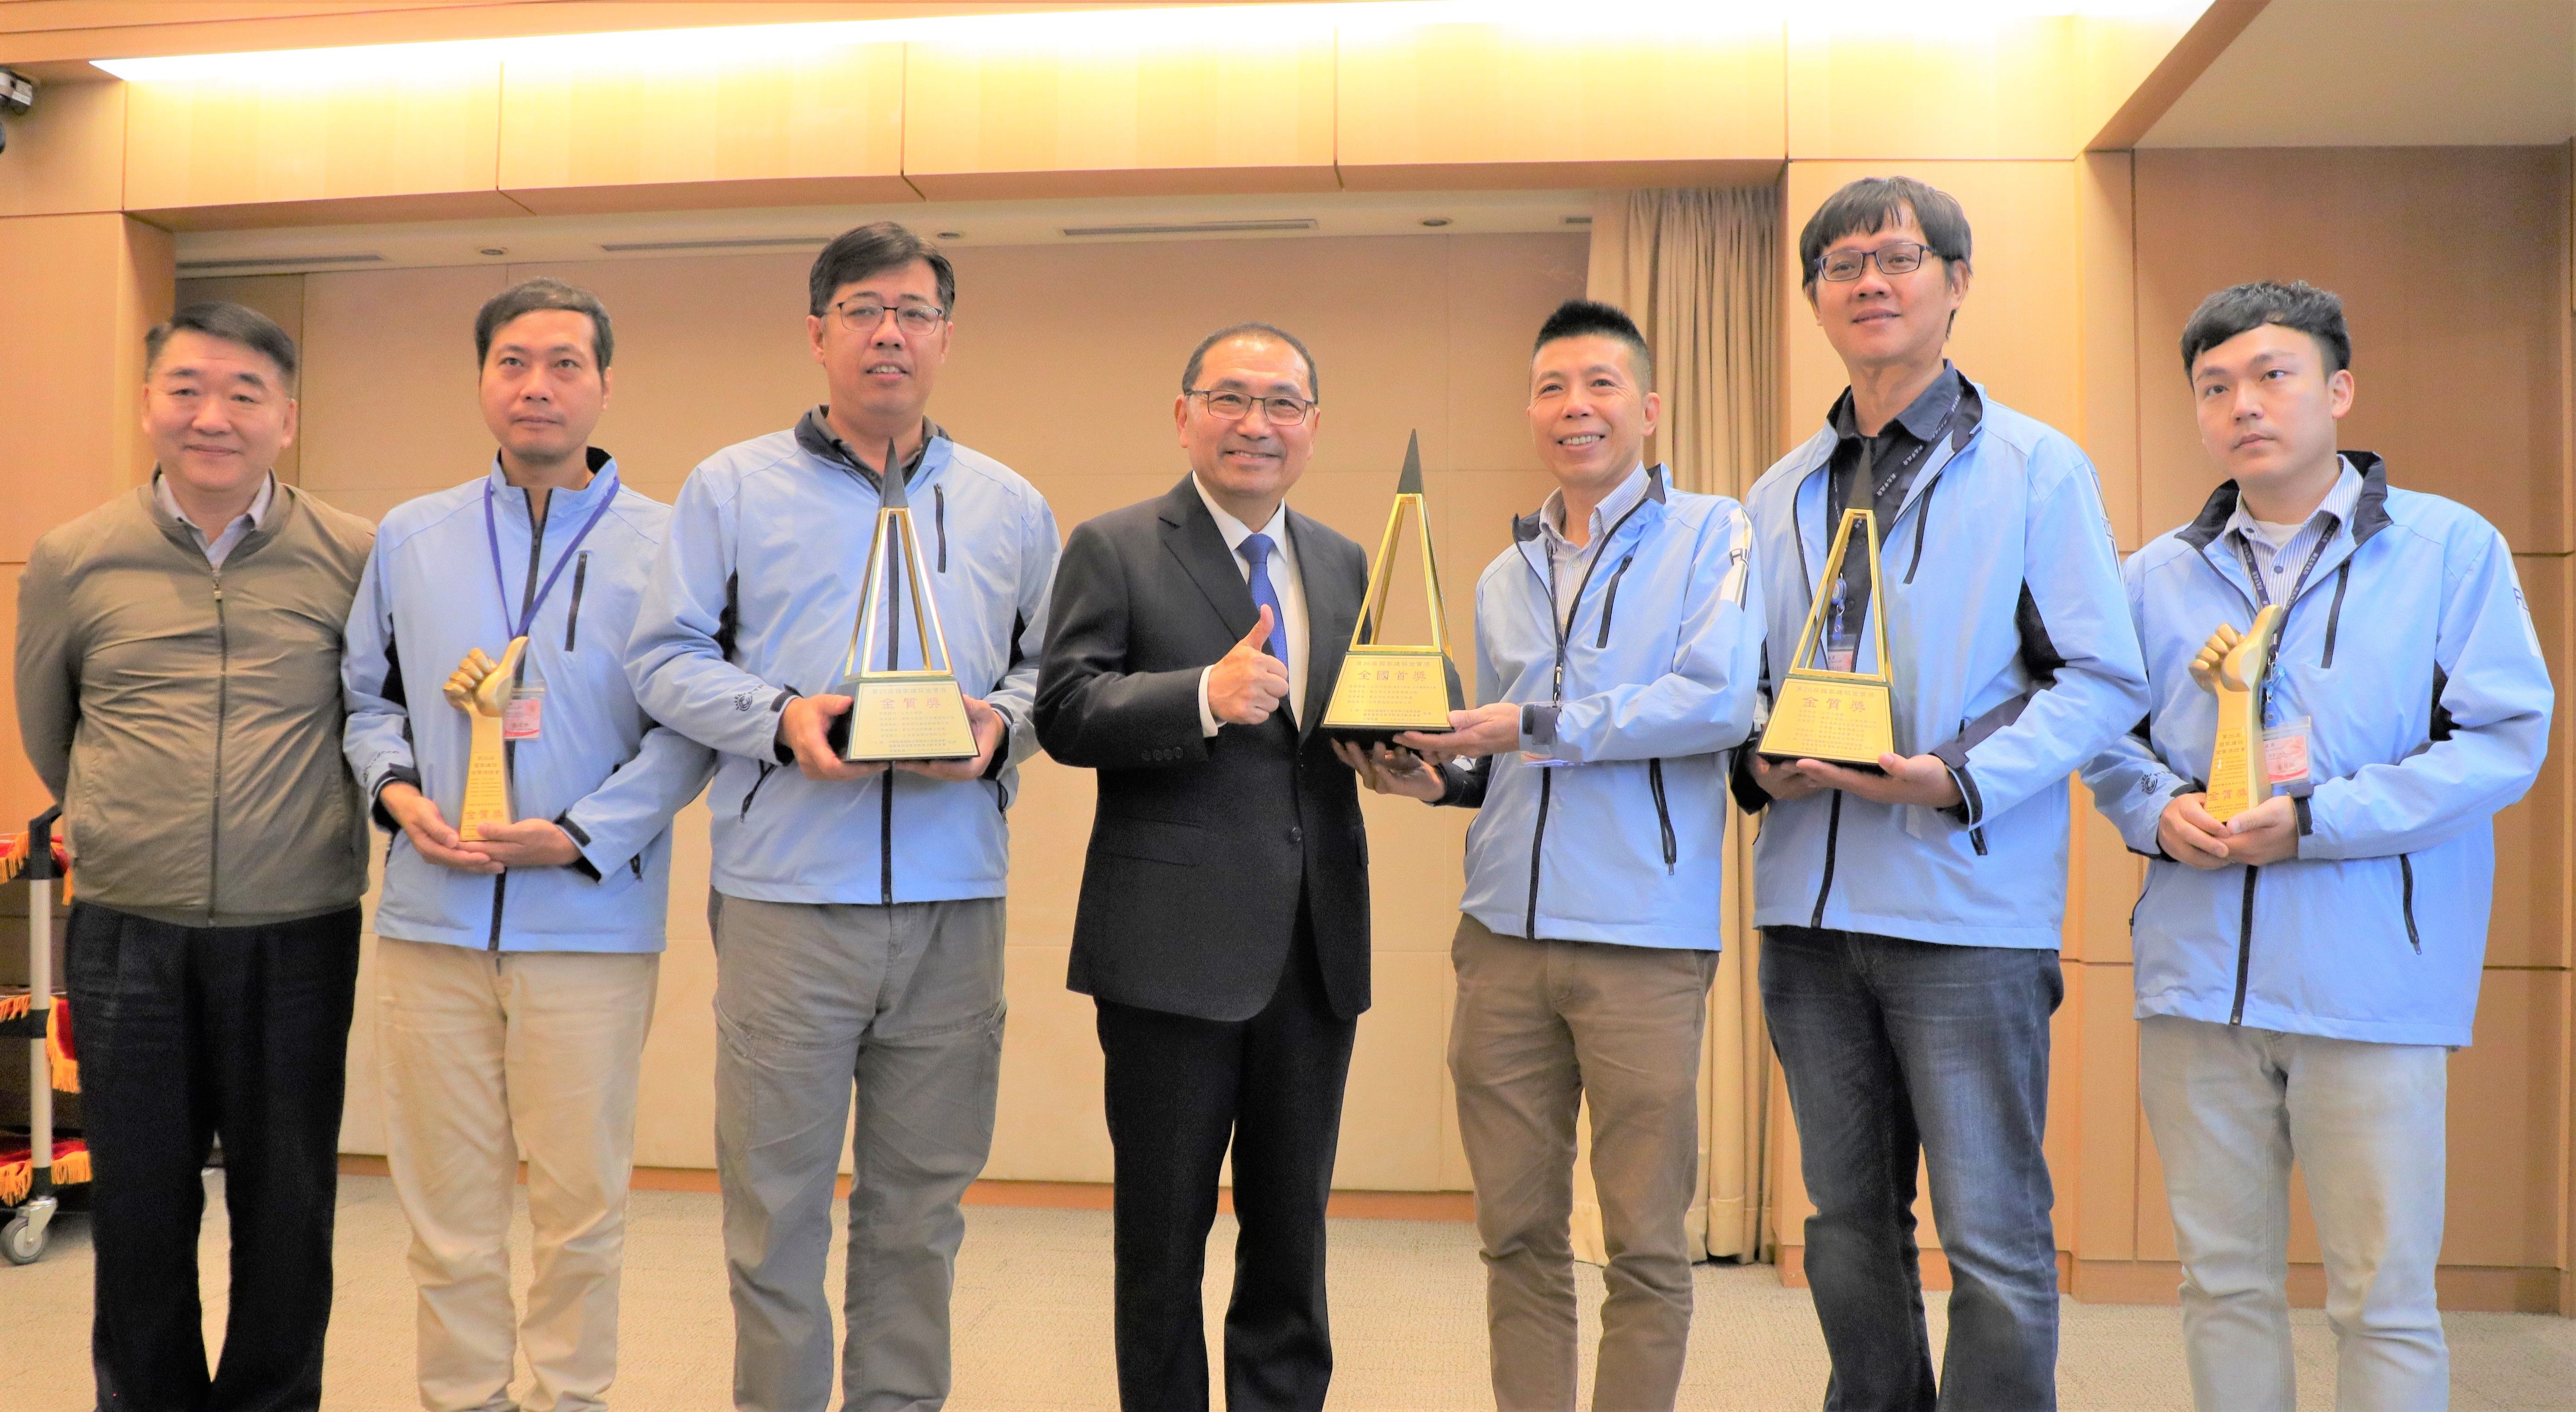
[503,686,545,741]
[2263,716,2310,788]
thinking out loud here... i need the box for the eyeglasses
[1187,389,1317,426]
[833,299,947,335]
[1814,241,1932,283]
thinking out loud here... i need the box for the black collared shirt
[795,406,943,490]
[1816,365,1973,662]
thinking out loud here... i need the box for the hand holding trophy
[448,636,529,841]
[2192,604,2286,823]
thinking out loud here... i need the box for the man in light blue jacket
[343,278,713,1412]
[2082,281,2550,1410]
[626,223,1058,1412]
[1734,177,2148,1409]
[1343,300,1761,1412]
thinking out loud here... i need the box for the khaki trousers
[377,937,660,1412]
[1448,915,1717,1412]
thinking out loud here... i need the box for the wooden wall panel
[121,62,519,227]
[1335,23,1784,192]
[0,77,124,216]
[1787,17,2086,161]
[497,42,913,214]
[2489,553,2570,970]
[2133,146,2572,553]
[901,38,1337,200]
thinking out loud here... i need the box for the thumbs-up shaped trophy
[446,636,529,841]
[2189,604,2285,823]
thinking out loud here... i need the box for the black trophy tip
[880,436,908,508]
[1398,430,1423,495]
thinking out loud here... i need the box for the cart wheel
[2,1214,44,1265]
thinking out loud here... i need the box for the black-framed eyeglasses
[1814,241,1932,283]
[1187,388,1317,425]
[833,299,947,335]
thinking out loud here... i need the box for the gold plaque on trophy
[448,636,529,841]
[832,442,978,762]
[2192,604,2286,823]
[1324,431,1463,744]
[1759,507,1896,768]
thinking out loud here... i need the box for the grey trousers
[711,893,1007,1412]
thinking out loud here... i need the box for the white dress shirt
[1534,462,1650,631]
[1192,475,1309,735]
[153,470,277,569]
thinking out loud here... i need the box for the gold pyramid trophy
[2191,604,2287,822]
[1759,507,1896,768]
[447,636,529,841]
[832,441,978,761]
[1322,431,1464,745]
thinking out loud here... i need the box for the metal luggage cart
[2,807,82,1265]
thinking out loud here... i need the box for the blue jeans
[1759,927,2063,1412]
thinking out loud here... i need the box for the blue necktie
[1239,533,1291,663]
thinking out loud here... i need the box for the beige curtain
[1569,184,1781,1265]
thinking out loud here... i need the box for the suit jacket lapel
[1288,508,1352,741]
[1157,476,1259,643]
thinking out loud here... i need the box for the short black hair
[146,301,298,387]
[809,221,956,319]
[475,277,614,370]
[1532,298,1654,388]
[1181,322,1319,401]
[1798,175,1973,293]
[2179,279,2351,378]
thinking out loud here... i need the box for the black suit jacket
[1035,475,1372,1023]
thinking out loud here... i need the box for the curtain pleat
[1568,183,1781,1266]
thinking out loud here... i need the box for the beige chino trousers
[377,936,660,1412]
[1449,915,1718,1412]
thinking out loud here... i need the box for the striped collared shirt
[2223,457,2363,606]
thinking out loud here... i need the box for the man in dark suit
[1035,321,1370,1412]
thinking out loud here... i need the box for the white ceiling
[2144,0,2576,147]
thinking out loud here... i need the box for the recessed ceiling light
[480,247,507,256]
[937,231,965,240]
[1419,217,1452,227]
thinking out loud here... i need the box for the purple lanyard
[484,471,620,640]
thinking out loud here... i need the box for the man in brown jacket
[14,302,375,1411]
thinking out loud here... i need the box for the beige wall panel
[0,78,123,216]
[1335,24,1784,191]
[2489,554,2569,970]
[293,233,1570,1186]
[1783,161,2083,454]
[295,262,507,516]
[2072,960,2139,1263]
[2070,780,2144,969]
[497,43,913,214]
[122,63,515,225]
[2132,146,2571,552]
[903,38,1336,200]
[175,272,305,483]
[0,212,173,562]
[2078,151,2142,550]
[1786,17,2084,161]
[0,581,43,828]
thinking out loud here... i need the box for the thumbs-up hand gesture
[1208,605,1291,726]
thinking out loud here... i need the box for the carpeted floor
[3,1173,2571,1409]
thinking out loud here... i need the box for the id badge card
[502,682,546,741]
[2263,715,2310,789]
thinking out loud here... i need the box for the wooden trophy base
[1322,648,1462,752]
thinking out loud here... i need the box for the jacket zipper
[2320,561,2350,668]
[1522,497,1655,937]
[1646,758,1676,874]
[2228,866,2259,1024]
[1594,552,1637,649]
[1809,792,1844,927]
[491,490,548,952]
[740,761,776,818]
[934,484,948,573]
[563,551,591,652]
[208,568,229,922]
[2398,854,2421,953]
[1961,716,1988,856]
[879,773,896,904]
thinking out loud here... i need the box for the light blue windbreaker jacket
[1437,466,1763,950]
[343,454,716,953]
[2081,454,2552,1047]
[1737,382,2149,949]
[625,419,1057,905]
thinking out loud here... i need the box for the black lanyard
[2235,519,2332,610]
